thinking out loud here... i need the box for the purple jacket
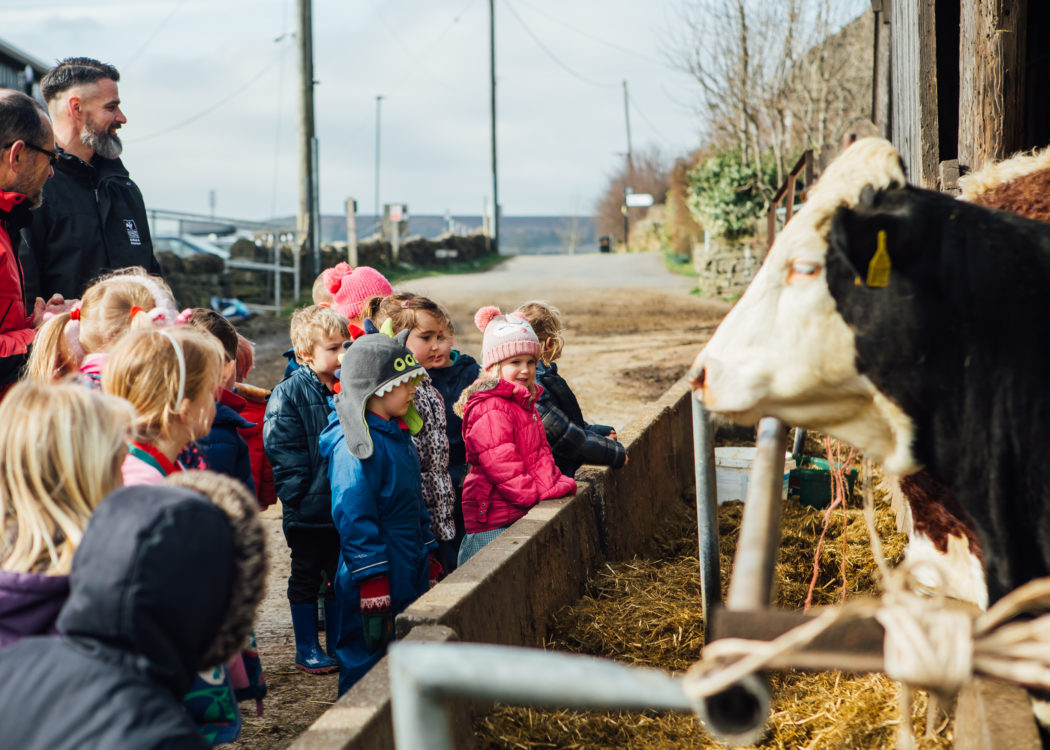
[0,568,69,648]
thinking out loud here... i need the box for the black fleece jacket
[19,148,161,302]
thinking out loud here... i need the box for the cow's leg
[882,470,988,610]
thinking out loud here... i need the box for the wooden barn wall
[890,0,939,187]
[958,0,1028,174]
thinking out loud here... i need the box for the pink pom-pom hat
[475,306,540,369]
[323,264,393,320]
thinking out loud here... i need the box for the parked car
[153,235,230,261]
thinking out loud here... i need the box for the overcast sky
[9,0,704,221]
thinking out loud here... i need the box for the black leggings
[285,526,340,604]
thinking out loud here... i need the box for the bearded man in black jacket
[19,57,162,302]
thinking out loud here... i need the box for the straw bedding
[475,456,955,749]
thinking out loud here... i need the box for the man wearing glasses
[19,57,161,303]
[0,90,67,398]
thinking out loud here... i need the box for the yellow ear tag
[865,230,891,287]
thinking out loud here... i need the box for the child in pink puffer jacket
[454,307,576,565]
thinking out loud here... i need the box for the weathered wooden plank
[891,0,939,187]
[953,678,1041,750]
[708,607,886,673]
[958,0,1028,174]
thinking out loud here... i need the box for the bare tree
[670,0,870,183]
[594,147,671,245]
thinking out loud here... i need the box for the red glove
[360,575,392,652]
[428,555,443,588]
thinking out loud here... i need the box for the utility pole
[374,95,384,237]
[622,80,633,253]
[623,80,633,171]
[297,0,316,295]
[489,0,499,253]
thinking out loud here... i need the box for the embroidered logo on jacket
[124,219,142,245]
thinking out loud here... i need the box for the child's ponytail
[24,311,82,382]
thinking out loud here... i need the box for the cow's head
[689,138,923,474]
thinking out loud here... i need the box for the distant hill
[273,214,599,255]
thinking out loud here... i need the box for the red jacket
[0,192,34,398]
[236,383,277,509]
[457,377,577,533]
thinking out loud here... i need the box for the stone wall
[694,234,764,300]
[156,232,493,309]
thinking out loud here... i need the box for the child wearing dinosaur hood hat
[319,325,440,695]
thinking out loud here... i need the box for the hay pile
[475,463,955,749]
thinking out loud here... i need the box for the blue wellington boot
[290,603,338,674]
[324,598,341,659]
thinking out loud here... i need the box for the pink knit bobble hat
[475,306,541,370]
[323,262,393,320]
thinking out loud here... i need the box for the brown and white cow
[689,137,1050,607]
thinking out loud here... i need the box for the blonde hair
[102,327,225,444]
[0,381,133,575]
[290,305,350,363]
[312,272,335,305]
[362,292,452,336]
[26,267,177,382]
[516,300,564,364]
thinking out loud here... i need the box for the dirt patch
[226,258,729,748]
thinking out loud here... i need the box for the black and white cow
[689,137,1050,606]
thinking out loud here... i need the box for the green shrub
[686,148,779,239]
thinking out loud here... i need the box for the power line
[628,92,675,147]
[128,53,285,144]
[122,0,191,71]
[363,0,480,91]
[501,0,618,89]
[513,0,666,67]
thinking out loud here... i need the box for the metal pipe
[726,417,788,610]
[792,427,806,457]
[692,397,721,639]
[390,642,695,750]
[692,671,772,747]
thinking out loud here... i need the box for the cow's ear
[829,188,916,287]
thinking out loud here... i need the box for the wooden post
[891,0,939,188]
[345,197,358,267]
[958,0,1028,175]
[872,2,893,139]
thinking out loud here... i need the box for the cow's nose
[688,363,706,392]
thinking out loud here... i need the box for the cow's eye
[787,260,822,284]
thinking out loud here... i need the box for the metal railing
[765,150,814,248]
[147,208,302,310]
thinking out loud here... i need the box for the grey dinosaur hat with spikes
[333,327,425,459]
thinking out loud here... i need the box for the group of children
[0,260,628,742]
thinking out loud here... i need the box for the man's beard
[81,116,122,160]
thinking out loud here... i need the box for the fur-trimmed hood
[56,473,266,698]
[454,376,541,418]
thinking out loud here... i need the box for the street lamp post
[374,94,384,237]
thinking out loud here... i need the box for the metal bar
[389,643,694,750]
[225,258,296,274]
[273,236,281,312]
[792,427,807,457]
[692,398,721,640]
[726,417,788,610]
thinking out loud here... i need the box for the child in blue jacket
[319,325,439,696]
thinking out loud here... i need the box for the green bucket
[788,457,858,509]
